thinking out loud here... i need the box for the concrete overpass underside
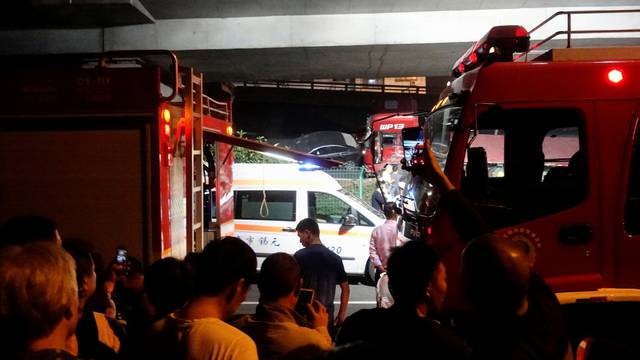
[1,1,639,83]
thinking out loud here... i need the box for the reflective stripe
[235,224,284,233]
[235,223,372,237]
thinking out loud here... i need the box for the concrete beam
[103,6,640,50]
[2,0,154,29]
[141,0,640,19]
[2,6,637,54]
[0,6,638,79]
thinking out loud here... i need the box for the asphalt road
[238,282,377,318]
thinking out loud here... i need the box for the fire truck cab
[364,114,420,174]
[410,12,640,298]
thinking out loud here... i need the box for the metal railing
[203,94,231,120]
[236,80,427,95]
[518,8,640,61]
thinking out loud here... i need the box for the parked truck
[0,51,337,264]
[363,113,420,174]
[402,10,640,308]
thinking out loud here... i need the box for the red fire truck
[0,51,336,264]
[405,9,640,305]
[363,113,420,173]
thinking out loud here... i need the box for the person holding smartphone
[233,253,332,359]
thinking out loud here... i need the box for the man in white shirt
[146,237,259,360]
[369,202,402,281]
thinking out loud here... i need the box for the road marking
[341,301,376,304]
[242,301,376,305]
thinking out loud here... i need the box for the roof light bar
[451,25,530,78]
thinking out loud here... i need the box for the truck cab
[364,114,420,174]
[406,15,640,303]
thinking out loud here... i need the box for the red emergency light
[452,25,530,78]
[607,69,624,84]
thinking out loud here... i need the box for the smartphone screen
[116,248,127,264]
[402,127,424,165]
[296,288,314,309]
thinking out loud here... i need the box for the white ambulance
[232,163,384,279]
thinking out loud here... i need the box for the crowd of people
[0,146,577,360]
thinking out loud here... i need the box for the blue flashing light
[299,162,320,171]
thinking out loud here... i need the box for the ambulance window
[357,212,374,227]
[308,192,351,225]
[625,126,640,234]
[235,191,296,221]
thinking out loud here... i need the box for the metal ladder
[184,67,204,253]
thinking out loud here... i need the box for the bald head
[461,234,531,316]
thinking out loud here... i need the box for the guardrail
[518,9,640,61]
[203,95,231,120]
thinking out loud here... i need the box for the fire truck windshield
[425,106,462,169]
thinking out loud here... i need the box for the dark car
[280,131,363,166]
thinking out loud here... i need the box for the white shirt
[376,272,394,308]
[148,314,259,360]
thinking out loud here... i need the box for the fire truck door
[613,102,640,288]
[464,103,602,291]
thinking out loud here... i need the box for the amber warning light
[607,69,623,84]
[162,109,171,123]
[226,125,234,136]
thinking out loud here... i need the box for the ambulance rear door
[233,188,302,269]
